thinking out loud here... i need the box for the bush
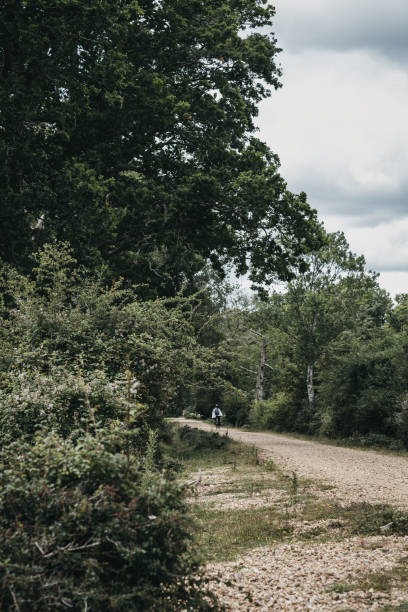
[0,369,121,444]
[342,433,405,452]
[0,369,154,454]
[177,425,230,452]
[248,392,295,431]
[0,243,222,417]
[0,431,218,611]
[221,385,251,426]
[183,411,202,420]
[394,392,408,448]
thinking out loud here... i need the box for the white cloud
[258,48,408,222]
[256,47,408,293]
[374,271,408,298]
[274,0,408,59]
[324,215,408,271]
[255,2,408,295]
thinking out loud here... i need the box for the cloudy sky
[256,0,408,296]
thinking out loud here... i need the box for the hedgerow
[0,430,219,611]
[0,243,223,610]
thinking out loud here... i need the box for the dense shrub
[316,329,401,440]
[183,410,202,419]
[0,369,156,457]
[394,392,408,448]
[0,369,122,444]
[177,425,230,452]
[221,385,251,426]
[332,433,404,451]
[248,392,295,431]
[0,244,224,609]
[0,243,221,417]
[0,431,218,611]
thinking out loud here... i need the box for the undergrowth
[163,425,261,472]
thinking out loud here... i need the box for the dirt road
[177,419,408,509]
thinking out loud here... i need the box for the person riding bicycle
[211,404,223,428]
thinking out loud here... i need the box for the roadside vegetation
[0,252,224,611]
[178,426,408,561]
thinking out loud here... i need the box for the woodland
[1,0,408,609]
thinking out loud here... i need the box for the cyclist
[211,404,223,428]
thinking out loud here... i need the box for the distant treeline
[191,232,408,451]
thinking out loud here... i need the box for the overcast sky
[256,0,408,297]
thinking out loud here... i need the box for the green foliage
[166,424,261,472]
[279,231,388,395]
[0,243,223,419]
[176,425,231,454]
[0,0,322,293]
[317,326,401,439]
[229,232,400,441]
[0,368,129,446]
[340,433,405,452]
[214,230,408,448]
[0,244,228,607]
[143,428,159,475]
[340,503,408,537]
[0,431,218,611]
[221,385,251,426]
[248,393,295,431]
[183,411,202,420]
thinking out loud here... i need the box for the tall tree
[1,0,322,293]
[267,233,390,410]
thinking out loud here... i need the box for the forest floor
[175,419,408,611]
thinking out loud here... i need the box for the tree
[0,0,322,294]
[276,233,388,408]
[238,232,392,437]
[317,323,399,440]
[215,297,279,423]
[317,292,408,445]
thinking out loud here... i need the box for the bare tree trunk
[255,339,267,401]
[306,364,315,407]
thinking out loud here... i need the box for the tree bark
[255,339,267,401]
[306,364,315,407]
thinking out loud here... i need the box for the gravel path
[175,419,408,610]
[208,536,408,611]
[177,419,408,509]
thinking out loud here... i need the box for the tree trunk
[306,364,315,407]
[255,339,267,401]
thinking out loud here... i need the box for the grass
[326,561,408,602]
[194,498,408,561]
[163,424,262,471]
[298,501,408,537]
[194,504,295,562]
[326,581,358,593]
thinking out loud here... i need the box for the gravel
[179,420,408,509]
[207,536,408,610]
[177,419,408,609]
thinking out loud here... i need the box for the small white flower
[148,515,157,521]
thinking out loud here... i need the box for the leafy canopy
[0,0,322,293]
